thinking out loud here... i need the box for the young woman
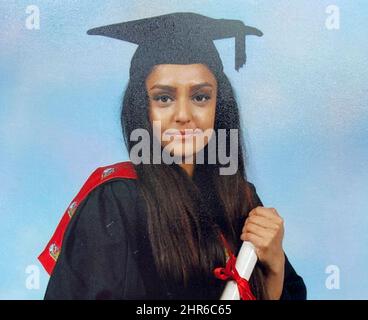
[40,12,307,300]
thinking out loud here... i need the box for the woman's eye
[153,95,173,103]
[193,94,211,103]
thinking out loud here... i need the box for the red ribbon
[214,234,256,300]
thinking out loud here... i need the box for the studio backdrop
[0,0,367,299]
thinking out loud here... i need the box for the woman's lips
[163,129,202,139]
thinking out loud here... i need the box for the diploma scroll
[220,241,257,300]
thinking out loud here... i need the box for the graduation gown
[40,161,307,300]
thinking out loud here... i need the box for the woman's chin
[168,151,195,163]
[161,140,207,163]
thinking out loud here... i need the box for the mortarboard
[86,12,263,76]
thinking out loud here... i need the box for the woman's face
[146,63,217,161]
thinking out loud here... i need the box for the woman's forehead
[146,64,217,86]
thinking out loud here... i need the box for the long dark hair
[120,63,268,299]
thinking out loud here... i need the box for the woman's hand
[240,206,286,299]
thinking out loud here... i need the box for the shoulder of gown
[246,181,307,300]
[44,178,147,300]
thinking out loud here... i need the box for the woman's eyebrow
[149,82,213,91]
[191,82,213,91]
[149,84,175,92]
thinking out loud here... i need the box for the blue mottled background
[0,0,367,299]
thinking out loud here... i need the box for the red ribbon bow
[214,234,256,300]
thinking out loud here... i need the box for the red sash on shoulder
[38,161,137,275]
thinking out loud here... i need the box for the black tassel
[235,31,246,71]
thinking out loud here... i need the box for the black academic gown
[44,178,307,300]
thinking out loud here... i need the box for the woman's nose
[174,97,192,124]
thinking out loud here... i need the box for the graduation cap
[87,12,263,75]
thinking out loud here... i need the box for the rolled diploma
[220,241,257,300]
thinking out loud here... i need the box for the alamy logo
[129,121,239,175]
